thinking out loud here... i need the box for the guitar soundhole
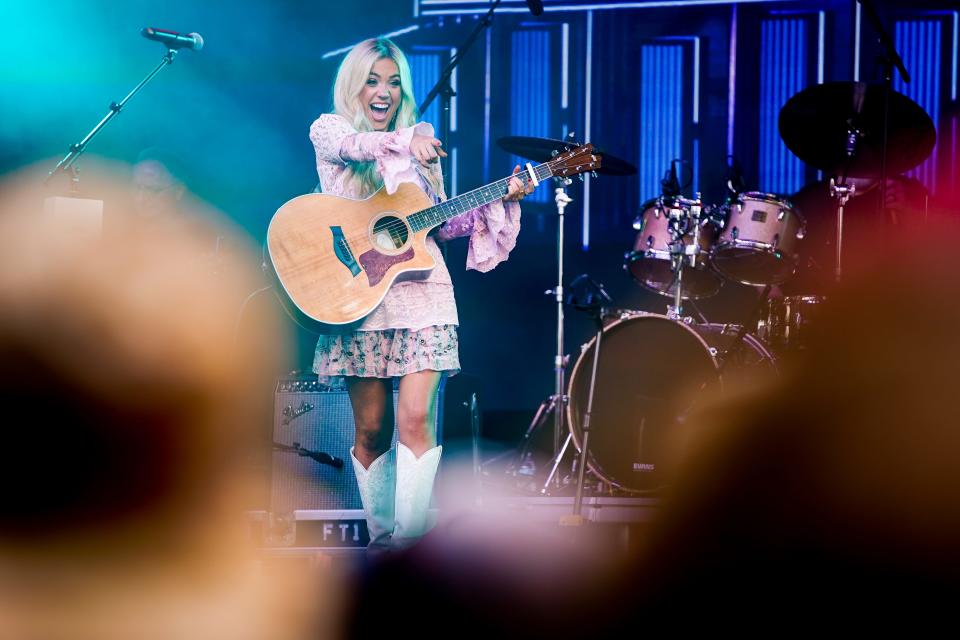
[370,215,409,253]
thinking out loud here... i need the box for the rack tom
[711,192,805,286]
[625,198,722,299]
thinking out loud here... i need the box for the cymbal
[778,82,936,178]
[497,136,637,176]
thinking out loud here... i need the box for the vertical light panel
[727,4,738,158]
[854,2,862,81]
[510,29,551,203]
[758,17,807,195]
[450,47,458,132]
[483,28,492,184]
[952,11,958,101]
[639,43,684,199]
[817,10,825,84]
[562,22,570,109]
[451,146,458,197]
[409,51,442,128]
[693,37,701,123]
[895,19,942,193]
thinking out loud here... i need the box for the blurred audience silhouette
[0,160,333,639]
[3,157,959,637]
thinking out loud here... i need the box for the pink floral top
[309,113,521,331]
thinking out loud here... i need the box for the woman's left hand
[503,165,535,203]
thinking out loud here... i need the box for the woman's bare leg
[396,369,443,458]
[346,377,394,469]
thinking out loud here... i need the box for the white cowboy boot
[350,447,396,553]
[392,442,442,549]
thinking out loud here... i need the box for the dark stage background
[4,0,958,413]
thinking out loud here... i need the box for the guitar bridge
[330,226,361,277]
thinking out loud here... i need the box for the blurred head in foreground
[624,217,960,625]
[0,161,326,639]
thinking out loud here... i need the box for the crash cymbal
[778,81,936,178]
[497,136,637,176]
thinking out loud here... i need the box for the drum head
[712,245,796,285]
[566,314,720,493]
[628,257,723,299]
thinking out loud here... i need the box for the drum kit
[495,78,936,500]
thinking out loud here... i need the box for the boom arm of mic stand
[418,0,502,197]
[856,0,910,84]
[46,49,179,186]
[418,0,501,115]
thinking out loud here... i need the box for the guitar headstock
[548,143,602,178]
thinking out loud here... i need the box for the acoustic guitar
[267,144,601,331]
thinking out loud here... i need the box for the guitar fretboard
[408,162,555,232]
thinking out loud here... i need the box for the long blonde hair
[332,38,442,198]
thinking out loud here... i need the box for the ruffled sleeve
[436,200,521,273]
[308,113,434,195]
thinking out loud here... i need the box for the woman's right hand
[410,134,447,166]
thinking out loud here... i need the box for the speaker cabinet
[270,377,445,513]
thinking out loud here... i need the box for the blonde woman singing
[309,38,533,553]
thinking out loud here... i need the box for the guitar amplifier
[270,376,445,513]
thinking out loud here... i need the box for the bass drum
[566,312,776,493]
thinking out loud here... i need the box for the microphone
[291,442,344,469]
[660,160,681,197]
[567,274,613,309]
[141,27,204,51]
[526,0,544,16]
[725,156,746,198]
[300,449,344,469]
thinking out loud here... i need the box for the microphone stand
[418,0,502,196]
[46,48,180,188]
[857,0,911,221]
[561,278,611,525]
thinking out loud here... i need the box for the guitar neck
[407,162,555,232]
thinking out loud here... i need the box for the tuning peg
[578,174,585,182]
[591,171,598,178]
[551,149,559,157]
[566,131,576,140]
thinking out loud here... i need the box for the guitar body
[266,143,599,333]
[267,182,437,330]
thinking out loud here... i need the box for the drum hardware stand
[499,172,575,489]
[541,274,612,500]
[550,176,574,467]
[829,179,856,283]
[683,298,712,325]
[665,194,704,320]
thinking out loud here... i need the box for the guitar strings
[349,162,557,246]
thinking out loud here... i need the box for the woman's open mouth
[369,102,391,122]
